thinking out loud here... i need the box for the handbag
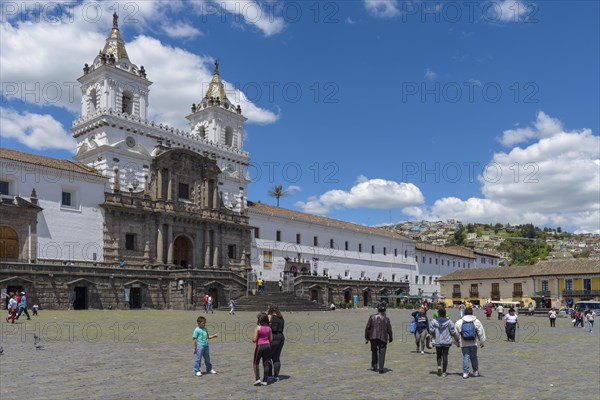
[410,320,417,334]
[426,334,433,349]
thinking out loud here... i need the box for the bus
[574,300,600,312]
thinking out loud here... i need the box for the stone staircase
[222,291,329,312]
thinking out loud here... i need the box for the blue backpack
[461,320,477,340]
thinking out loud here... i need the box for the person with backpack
[412,307,429,354]
[455,307,486,379]
[428,308,458,377]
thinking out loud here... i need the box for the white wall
[248,208,417,283]
[2,159,107,262]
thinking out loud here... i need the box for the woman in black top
[268,304,285,381]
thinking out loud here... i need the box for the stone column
[213,231,219,269]
[143,216,151,264]
[202,178,208,208]
[167,169,173,202]
[156,223,164,265]
[157,169,163,200]
[212,183,218,209]
[204,227,211,267]
[167,223,174,265]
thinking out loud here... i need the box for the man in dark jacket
[365,302,393,374]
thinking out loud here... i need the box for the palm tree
[268,184,290,207]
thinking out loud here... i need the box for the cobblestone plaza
[1,308,598,399]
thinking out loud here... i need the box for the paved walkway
[0,308,598,399]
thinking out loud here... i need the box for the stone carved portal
[173,236,192,268]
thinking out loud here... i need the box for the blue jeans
[589,320,594,332]
[194,345,212,373]
[461,346,479,372]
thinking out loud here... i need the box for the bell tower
[186,61,246,150]
[77,12,151,121]
[72,12,153,193]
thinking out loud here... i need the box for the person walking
[548,308,557,327]
[459,302,466,318]
[455,307,486,379]
[278,279,283,292]
[15,292,31,320]
[268,304,285,381]
[6,294,17,324]
[228,298,236,315]
[207,295,214,314]
[192,316,218,377]
[585,309,595,333]
[429,308,458,377]
[203,294,208,313]
[252,312,272,386]
[485,303,493,320]
[504,308,519,342]
[365,302,393,374]
[497,304,504,321]
[412,307,429,354]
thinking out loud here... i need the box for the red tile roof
[247,201,412,242]
[0,147,102,177]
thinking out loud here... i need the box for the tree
[453,224,465,245]
[494,223,504,234]
[268,184,290,207]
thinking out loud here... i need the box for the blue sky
[1,0,599,233]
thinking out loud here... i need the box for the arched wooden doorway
[173,236,192,268]
[208,287,219,308]
[363,290,371,307]
[0,226,18,260]
[344,290,352,304]
[310,288,319,302]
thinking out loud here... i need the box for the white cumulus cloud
[364,0,401,18]
[0,108,76,151]
[162,21,203,39]
[430,112,600,233]
[295,175,425,215]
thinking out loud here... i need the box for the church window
[254,228,260,239]
[225,127,234,146]
[197,125,206,138]
[125,233,136,251]
[89,88,98,113]
[178,183,190,200]
[276,230,281,241]
[313,236,318,246]
[228,244,237,259]
[358,243,362,252]
[296,233,301,244]
[61,191,73,207]
[122,91,133,114]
